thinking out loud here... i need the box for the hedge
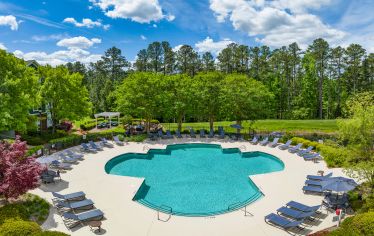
[290,137,351,167]
[26,145,44,157]
[328,212,374,236]
[0,219,70,236]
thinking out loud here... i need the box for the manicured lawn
[162,119,338,133]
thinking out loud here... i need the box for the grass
[161,119,338,133]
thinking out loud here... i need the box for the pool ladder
[157,205,172,222]
[143,145,150,152]
[239,145,246,151]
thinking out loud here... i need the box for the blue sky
[0,0,373,66]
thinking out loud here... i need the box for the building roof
[94,112,120,118]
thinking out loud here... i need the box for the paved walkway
[31,138,347,236]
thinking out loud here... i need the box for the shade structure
[322,177,358,193]
[94,112,120,128]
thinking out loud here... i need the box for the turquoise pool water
[105,143,284,216]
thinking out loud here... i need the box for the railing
[157,205,172,222]
[143,145,150,152]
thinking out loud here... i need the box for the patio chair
[89,141,103,151]
[302,185,324,194]
[200,129,206,138]
[298,146,314,156]
[268,138,280,148]
[175,130,183,138]
[277,206,316,220]
[264,213,304,232]
[218,129,225,139]
[113,136,124,146]
[250,136,258,145]
[41,174,55,184]
[307,172,332,181]
[208,129,214,138]
[260,137,269,146]
[63,209,104,228]
[81,143,97,152]
[52,191,86,201]
[56,199,94,210]
[286,201,321,212]
[100,137,114,147]
[303,152,321,161]
[278,140,292,150]
[190,129,196,138]
[165,130,173,139]
[288,143,303,153]
[158,130,163,138]
[64,149,84,159]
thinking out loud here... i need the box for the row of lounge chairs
[150,127,226,140]
[52,191,104,229]
[303,173,333,194]
[265,201,322,233]
[80,137,124,153]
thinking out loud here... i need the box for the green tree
[147,42,163,72]
[39,66,92,133]
[308,38,330,119]
[344,44,366,94]
[175,45,200,76]
[134,49,148,72]
[339,92,374,187]
[220,74,273,128]
[194,72,224,130]
[102,46,130,82]
[201,52,215,72]
[161,41,175,75]
[0,50,39,132]
[116,72,163,133]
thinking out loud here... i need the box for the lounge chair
[52,191,86,201]
[165,130,173,139]
[286,201,321,212]
[100,137,114,147]
[278,140,292,150]
[190,129,196,138]
[158,130,163,138]
[57,199,94,210]
[265,213,304,231]
[250,136,258,144]
[277,206,316,220]
[175,130,183,138]
[63,209,104,228]
[81,143,97,152]
[200,129,206,138]
[304,152,321,161]
[218,129,225,139]
[302,185,324,194]
[65,149,84,159]
[307,172,332,181]
[288,143,303,153]
[113,136,124,145]
[305,179,323,187]
[298,146,314,156]
[60,155,79,164]
[208,129,214,138]
[260,137,269,146]
[50,160,72,170]
[89,141,103,150]
[268,138,279,147]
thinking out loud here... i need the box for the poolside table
[88,220,102,232]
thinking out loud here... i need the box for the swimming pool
[105,143,284,216]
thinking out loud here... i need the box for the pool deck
[31,138,348,236]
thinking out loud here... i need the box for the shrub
[125,134,147,142]
[26,145,44,157]
[328,212,374,236]
[0,204,29,225]
[49,134,82,149]
[35,231,70,236]
[0,219,41,236]
[290,137,351,167]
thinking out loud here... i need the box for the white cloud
[63,17,110,30]
[31,34,69,42]
[89,0,171,23]
[0,42,7,50]
[209,0,345,48]
[140,35,147,40]
[57,36,101,49]
[0,15,18,30]
[172,44,183,52]
[195,37,235,55]
[14,48,101,66]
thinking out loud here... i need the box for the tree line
[67,38,373,121]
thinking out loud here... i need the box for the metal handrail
[143,145,150,151]
[239,145,246,151]
[157,204,172,221]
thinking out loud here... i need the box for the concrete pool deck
[31,138,348,236]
